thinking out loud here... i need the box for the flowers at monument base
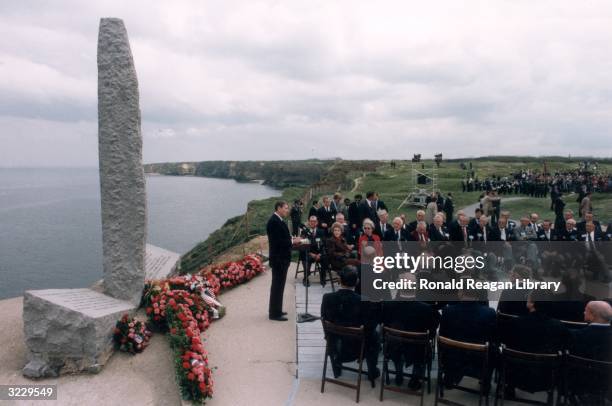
[202,253,265,293]
[141,253,265,404]
[112,314,152,354]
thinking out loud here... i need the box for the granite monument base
[22,288,135,378]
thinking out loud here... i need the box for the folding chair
[321,320,367,403]
[495,345,563,406]
[435,335,491,406]
[559,320,588,330]
[562,352,612,406]
[379,326,432,406]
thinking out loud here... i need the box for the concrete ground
[0,265,296,406]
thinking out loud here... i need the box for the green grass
[180,157,612,273]
[501,193,612,222]
[346,159,612,221]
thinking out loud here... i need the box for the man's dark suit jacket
[571,324,612,361]
[497,289,529,316]
[321,289,374,328]
[559,228,579,241]
[439,302,496,385]
[383,300,440,367]
[383,300,440,336]
[501,311,571,353]
[468,217,481,235]
[536,228,558,242]
[489,226,515,242]
[317,205,336,228]
[374,221,391,239]
[267,213,292,260]
[384,228,408,244]
[448,220,461,240]
[439,302,496,345]
[321,289,380,376]
[407,220,427,235]
[429,225,449,241]
[358,200,378,225]
[577,220,602,235]
[469,225,493,242]
[348,201,361,229]
[547,292,595,322]
[300,227,326,255]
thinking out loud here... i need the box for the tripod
[297,257,321,323]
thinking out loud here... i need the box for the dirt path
[460,196,527,217]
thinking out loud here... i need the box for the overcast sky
[1,1,611,167]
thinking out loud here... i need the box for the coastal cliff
[144,160,333,188]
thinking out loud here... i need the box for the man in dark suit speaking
[267,201,301,321]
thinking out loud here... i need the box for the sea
[0,168,279,300]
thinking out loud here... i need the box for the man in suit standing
[347,194,362,234]
[444,193,454,226]
[359,191,380,226]
[580,191,593,219]
[317,195,336,235]
[267,201,301,321]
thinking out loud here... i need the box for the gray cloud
[1,0,612,167]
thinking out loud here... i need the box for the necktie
[588,233,594,250]
[462,227,467,241]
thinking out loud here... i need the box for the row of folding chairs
[320,320,611,405]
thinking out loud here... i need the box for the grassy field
[331,159,612,222]
[180,157,612,273]
[501,193,612,222]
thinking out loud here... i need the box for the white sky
[1,0,612,166]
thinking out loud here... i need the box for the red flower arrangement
[141,253,265,404]
[113,314,152,354]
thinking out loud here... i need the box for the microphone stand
[297,232,321,323]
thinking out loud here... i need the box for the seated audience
[326,222,359,271]
[299,215,328,287]
[502,290,571,353]
[571,301,612,361]
[321,266,380,383]
[383,279,439,390]
[497,265,531,317]
[358,219,383,257]
[374,209,390,239]
[429,214,450,241]
[439,286,496,386]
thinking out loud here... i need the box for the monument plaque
[145,244,181,280]
[22,288,134,378]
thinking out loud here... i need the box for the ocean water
[0,168,278,299]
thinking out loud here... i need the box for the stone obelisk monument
[97,18,146,305]
[21,18,144,378]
